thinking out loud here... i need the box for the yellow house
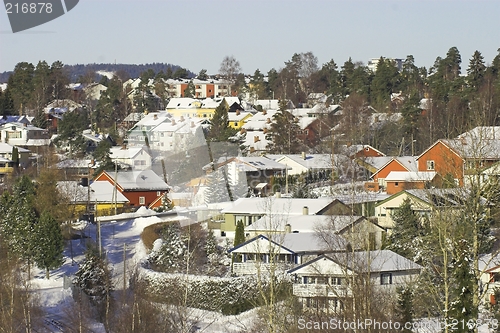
[57,180,129,220]
[228,110,252,129]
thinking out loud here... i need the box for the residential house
[229,232,349,276]
[246,214,386,250]
[374,188,481,230]
[109,146,152,170]
[479,254,500,305]
[0,157,14,181]
[228,110,253,129]
[94,169,170,208]
[56,159,99,180]
[0,142,30,168]
[0,122,51,147]
[149,116,206,153]
[288,250,421,313]
[384,171,438,194]
[206,156,288,197]
[219,197,345,237]
[416,127,500,187]
[57,180,129,219]
[270,153,332,179]
[363,156,418,192]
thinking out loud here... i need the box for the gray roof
[222,197,335,215]
[111,170,169,191]
[289,250,422,274]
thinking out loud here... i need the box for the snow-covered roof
[221,197,336,215]
[274,154,332,170]
[110,170,169,191]
[57,180,128,203]
[289,250,422,274]
[232,156,288,172]
[246,214,365,234]
[385,171,436,182]
[0,142,30,154]
[230,232,348,255]
[110,146,149,159]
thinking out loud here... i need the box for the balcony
[293,284,352,298]
[232,262,295,276]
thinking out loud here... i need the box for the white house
[109,146,152,170]
[0,122,50,147]
[229,232,349,276]
[288,250,421,313]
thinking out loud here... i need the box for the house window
[427,160,435,170]
[139,197,145,205]
[380,273,392,285]
[331,277,343,285]
[157,191,161,196]
[394,182,399,187]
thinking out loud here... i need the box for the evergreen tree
[449,240,476,333]
[207,98,236,142]
[395,286,414,333]
[9,62,35,114]
[147,223,187,272]
[184,80,195,98]
[234,220,245,247]
[467,50,486,92]
[387,198,426,261]
[265,107,303,154]
[0,83,15,115]
[204,168,233,204]
[74,245,113,324]
[370,57,401,109]
[33,212,64,279]
[54,109,89,157]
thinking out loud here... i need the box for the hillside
[0,62,196,83]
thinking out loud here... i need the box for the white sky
[1,0,499,76]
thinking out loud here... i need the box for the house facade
[288,250,421,313]
[94,170,170,208]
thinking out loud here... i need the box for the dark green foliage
[395,286,414,333]
[234,220,245,247]
[370,57,401,109]
[265,109,304,154]
[74,245,113,322]
[449,240,477,333]
[33,212,64,279]
[183,80,195,98]
[387,198,426,261]
[207,98,237,142]
[54,109,89,157]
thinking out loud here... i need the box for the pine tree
[207,98,236,142]
[449,239,476,333]
[265,109,303,154]
[234,220,245,247]
[74,245,113,325]
[204,168,233,204]
[395,286,414,333]
[387,198,426,261]
[33,212,64,279]
[147,223,187,272]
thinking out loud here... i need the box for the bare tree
[219,55,241,97]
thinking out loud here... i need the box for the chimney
[263,128,268,134]
[285,224,292,233]
[266,118,271,124]
[236,110,240,116]
[171,119,176,125]
[301,152,306,160]
[275,191,281,198]
[180,116,185,122]
[153,114,158,120]
[254,136,260,143]
[250,147,256,153]
[239,128,246,134]
[303,206,309,215]
[262,110,267,115]
[191,121,195,128]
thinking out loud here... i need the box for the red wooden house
[94,169,170,208]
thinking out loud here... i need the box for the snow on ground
[29,208,257,332]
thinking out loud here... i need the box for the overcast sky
[1,0,499,77]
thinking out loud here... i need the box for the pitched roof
[99,170,169,191]
[385,171,437,182]
[221,197,336,215]
[288,250,422,274]
[229,233,348,254]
